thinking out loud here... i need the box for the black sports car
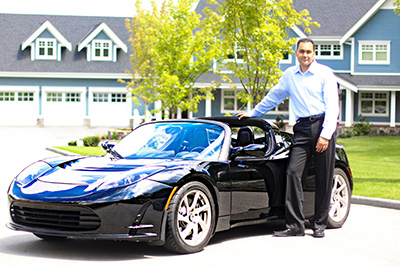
[7,117,353,253]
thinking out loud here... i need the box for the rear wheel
[164,181,216,254]
[327,168,352,228]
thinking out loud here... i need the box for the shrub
[353,116,371,136]
[83,136,101,147]
[68,140,77,146]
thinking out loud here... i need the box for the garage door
[88,87,132,127]
[42,87,86,126]
[0,87,39,126]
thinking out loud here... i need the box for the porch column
[345,89,354,127]
[390,91,396,127]
[155,100,162,121]
[205,98,212,117]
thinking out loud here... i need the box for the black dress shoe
[312,229,325,238]
[274,228,305,237]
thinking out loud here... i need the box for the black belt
[297,114,325,123]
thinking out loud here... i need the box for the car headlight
[15,161,52,186]
[97,166,165,190]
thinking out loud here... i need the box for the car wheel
[33,233,67,241]
[164,181,216,254]
[327,168,352,228]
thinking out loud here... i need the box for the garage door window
[0,92,15,101]
[111,93,127,102]
[93,93,109,102]
[66,93,81,102]
[1,92,34,102]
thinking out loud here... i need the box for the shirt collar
[295,60,318,75]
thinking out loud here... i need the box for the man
[238,38,339,238]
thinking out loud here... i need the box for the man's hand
[236,112,250,120]
[316,137,330,153]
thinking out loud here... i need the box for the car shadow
[0,222,285,260]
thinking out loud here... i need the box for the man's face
[295,41,315,69]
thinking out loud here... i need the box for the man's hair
[296,38,315,51]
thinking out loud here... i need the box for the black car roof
[198,116,277,130]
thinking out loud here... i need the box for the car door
[229,126,286,222]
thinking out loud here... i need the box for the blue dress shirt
[249,60,339,140]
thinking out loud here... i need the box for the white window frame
[91,40,112,61]
[315,43,343,59]
[221,89,248,113]
[358,91,389,117]
[35,38,57,60]
[358,41,390,65]
[279,52,292,64]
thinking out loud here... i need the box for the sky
[1,0,171,17]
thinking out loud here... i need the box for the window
[279,52,292,64]
[315,43,342,59]
[47,92,62,102]
[92,40,112,61]
[66,93,81,102]
[36,38,57,60]
[0,92,15,101]
[18,92,34,102]
[359,92,388,116]
[359,41,390,64]
[93,93,109,102]
[222,90,248,112]
[111,93,127,102]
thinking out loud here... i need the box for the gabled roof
[336,73,400,92]
[21,20,72,51]
[0,14,130,76]
[293,0,380,39]
[78,22,128,53]
[339,0,387,44]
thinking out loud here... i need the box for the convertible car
[7,117,353,253]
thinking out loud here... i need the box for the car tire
[164,181,216,254]
[327,168,352,228]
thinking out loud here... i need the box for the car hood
[38,156,186,186]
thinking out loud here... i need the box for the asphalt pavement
[0,126,399,267]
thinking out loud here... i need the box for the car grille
[10,202,101,232]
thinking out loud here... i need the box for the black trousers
[285,116,336,231]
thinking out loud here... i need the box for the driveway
[0,126,399,267]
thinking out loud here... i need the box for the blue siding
[317,44,352,71]
[354,9,400,73]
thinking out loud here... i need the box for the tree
[394,0,400,15]
[211,0,319,108]
[122,0,223,120]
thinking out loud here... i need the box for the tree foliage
[211,0,319,108]
[395,0,400,15]
[122,0,222,119]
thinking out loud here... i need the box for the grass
[55,136,400,200]
[337,136,400,200]
[54,146,105,156]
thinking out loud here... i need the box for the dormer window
[92,40,112,61]
[36,38,56,60]
[78,22,127,62]
[21,21,71,61]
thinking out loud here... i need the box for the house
[0,0,399,129]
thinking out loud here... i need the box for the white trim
[35,38,57,60]
[340,0,387,44]
[315,42,343,60]
[89,87,130,94]
[21,21,72,51]
[0,71,130,79]
[91,40,113,61]
[78,22,127,53]
[42,86,86,93]
[335,76,358,92]
[0,85,39,92]
[291,26,307,39]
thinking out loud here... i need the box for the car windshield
[114,122,225,160]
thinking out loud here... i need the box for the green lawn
[55,136,400,200]
[337,136,400,200]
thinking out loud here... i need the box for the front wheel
[327,168,352,228]
[164,181,216,254]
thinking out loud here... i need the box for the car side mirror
[101,141,115,153]
[230,144,268,159]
